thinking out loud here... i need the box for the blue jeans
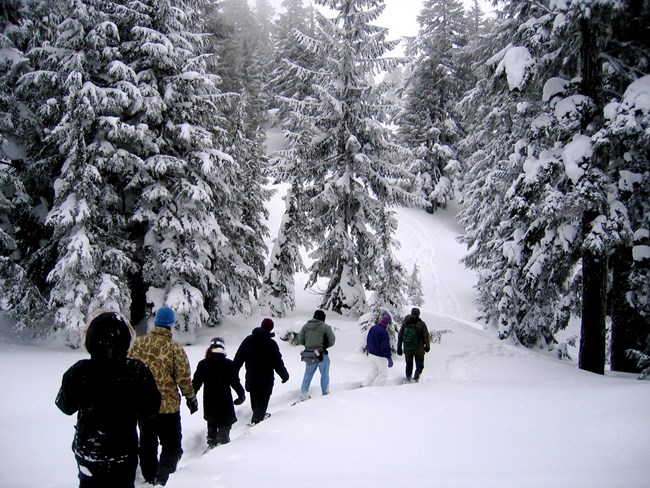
[301,354,330,395]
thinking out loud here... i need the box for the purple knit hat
[378,310,392,327]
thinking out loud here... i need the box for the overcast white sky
[259,0,495,40]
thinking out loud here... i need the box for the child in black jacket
[192,337,246,448]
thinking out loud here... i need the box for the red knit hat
[261,318,274,331]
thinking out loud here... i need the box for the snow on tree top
[542,77,569,103]
[495,46,533,91]
[623,75,650,113]
[562,134,592,184]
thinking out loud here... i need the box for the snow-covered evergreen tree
[599,74,650,372]
[397,0,468,213]
[457,5,544,346]
[268,0,320,120]
[278,0,417,316]
[0,0,62,332]
[258,179,310,317]
[216,0,269,132]
[218,92,271,318]
[406,262,424,308]
[17,1,146,345]
[121,0,244,341]
[368,208,407,320]
[458,0,649,373]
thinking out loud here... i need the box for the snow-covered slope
[0,184,648,488]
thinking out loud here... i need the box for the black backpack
[402,321,419,350]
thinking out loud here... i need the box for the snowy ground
[1,186,649,488]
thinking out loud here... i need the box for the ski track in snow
[394,205,476,321]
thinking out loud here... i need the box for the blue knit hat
[154,306,175,327]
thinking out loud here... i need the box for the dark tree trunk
[129,269,147,334]
[579,227,607,375]
[322,261,344,314]
[610,245,648,372]
[577,11,608,375]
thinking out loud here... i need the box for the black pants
[138,412,183,485]
[249,388,272,424]
[405,353,425,380]
[207,421,231,447]
[77,457,137,488]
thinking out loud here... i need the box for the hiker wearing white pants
[362,311,394,387]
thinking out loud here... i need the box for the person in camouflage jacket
[129,306,197,486]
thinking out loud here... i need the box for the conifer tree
[1,0,249,344]
[258,179,310,317]
[369,208,407,319]
[17,1,145,344]
[122,0,242,341]
[458,0,649,373]
[397,0,468,213]
[218,92,272,317]
[0,0,62,331]
[268,0,319,119]
[216,0,268,132]
[599,73,650,372]
[278,0,417,316]
[406,263,424,308]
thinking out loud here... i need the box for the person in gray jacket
[297,310,336,401]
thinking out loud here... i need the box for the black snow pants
[138,412,183,485]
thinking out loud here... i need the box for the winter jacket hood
[252,326,274,340]
[84,311,135,360]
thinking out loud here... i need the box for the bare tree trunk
[577,13,607,375]
[579,240,607,375]
[610,245,649,372]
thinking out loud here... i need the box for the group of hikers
[56,306,430,488]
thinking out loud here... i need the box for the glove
[387,357,394,368]
[233,395,245,406]
[397,347,403,356]
[281,376,289,384]
[186,396,198,415]
[424,346,430,353]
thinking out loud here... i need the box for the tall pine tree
[398,0,468,213]
[277,0,417,316]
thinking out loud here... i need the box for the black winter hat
[411,307,421,317]
[84,311,133,360]
[313,310,326,322]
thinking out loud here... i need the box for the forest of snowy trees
[0,0,648,375]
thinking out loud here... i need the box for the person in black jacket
[55,310,161,488]
[397,307,431,383]
[233,318,289,425]
[192,337,246,448]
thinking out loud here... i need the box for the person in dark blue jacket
[233,318,289,425]
[192,337,246,449]
[362,311,394,387]
[56,311,161,488]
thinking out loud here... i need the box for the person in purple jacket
[362,311,394,387]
